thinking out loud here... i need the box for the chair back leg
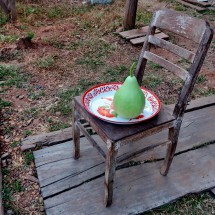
[160,120,181,176]
[72,100,81,159]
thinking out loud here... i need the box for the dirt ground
[0,0,215,214]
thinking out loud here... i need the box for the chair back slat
[144,51,188,80]
[135,9,214,119]
[152,9,207,43]
[148,35,195,63]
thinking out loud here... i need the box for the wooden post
[0,0,16,20]
[124,0,138,30]
[0,158,4,215]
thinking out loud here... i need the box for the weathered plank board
[21,127,72,151]
[119,26,160,40]
[34,105,215,199]
[0,159,4,215]
[130,32,169,45]
[175,0,206,11]
[22,96,215,151]
[183,0,211,7]
[44,143,215,215]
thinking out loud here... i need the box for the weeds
[49,120,69,132]
[0,98,11,109]
[23,130,32,137]
[0,65,25,88]
[23,151,34,166]
[36,56,55,68]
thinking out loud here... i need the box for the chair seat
[74,96,175,143]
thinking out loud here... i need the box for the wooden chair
[72,9,213,207]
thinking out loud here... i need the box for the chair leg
[160,126,179,176]
[104,142,118,207]
[72,101,80,159]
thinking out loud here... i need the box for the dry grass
[0,0,215,214]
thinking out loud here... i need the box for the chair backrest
[135,9,213,119]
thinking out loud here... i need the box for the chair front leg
[160,121,181,176]
[104,141,118,207]
[72,100,80,159]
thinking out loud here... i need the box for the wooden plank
[44,143,215,215]
[148,35,195,63]
[21,127,72,151]
[175,0,206,11]
[35,105,215,199]
[125,105,215,162]
[143,51,188,80]
[183,0,211,7]
[119,26,160,40]
[130,32,169,45]
[22,95,215,151]
[0,158,4,215]
[152,9,208,43]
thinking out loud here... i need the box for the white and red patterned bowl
[82,83,161,124]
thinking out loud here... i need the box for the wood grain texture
[148,35,195,63]
[119,26,160,39]
[74,96,174,143]
[22,95,215,151]
[183,0,211,7]
[143,51,188,80]
[124,0,138,30]
[152,9,207,43]
[21,127,72,151]
[35,105,215,200]
[176,0,207,11]
[44,143,215,215]
[0,158,4,215]
[130,32,168,45]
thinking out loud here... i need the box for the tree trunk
[0,158,3,215]
[124,0,138,30]
[0,0,16,21]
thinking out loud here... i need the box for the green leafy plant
[23,151,34,166]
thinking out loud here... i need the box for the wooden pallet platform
[33,96,215,215]
[118,26,169,45]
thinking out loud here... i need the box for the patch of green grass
[76,39,115,69]
[23,130,32,137]
[23,151,34,166]
[36,56,55,68]
[0,34,19,43]
[148,61,162,70]
[11,140,21,148]
[104,65,128,82]
[0,65,25,88]
[0,98,11,109]
[0,16,8,26]
[49,120,69,132]
[142,74,163,89]
[196,75,207,84]
[2,168,12,209]
[145,192,215,215]
[53,79,100,115]
[23,108,38,118]
[28,89,45,100]
[12,180,24,192]
[136,11,153,25]
[174,3,186,11]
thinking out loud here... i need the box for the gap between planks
[22,95,215,152]
[43,143,215,215]
[34,105,215,200]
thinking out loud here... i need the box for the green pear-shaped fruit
[113,63,145,119]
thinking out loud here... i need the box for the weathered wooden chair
[72,9,213,207]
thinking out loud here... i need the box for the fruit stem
[130,62,136,77]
